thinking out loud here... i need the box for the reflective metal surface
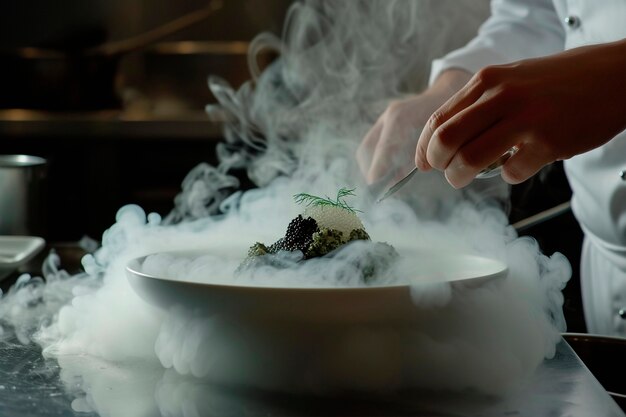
[0,337,623,417]
[564,333,626,409]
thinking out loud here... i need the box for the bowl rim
[126,250,509,293]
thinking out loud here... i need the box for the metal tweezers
[377,146,519,202]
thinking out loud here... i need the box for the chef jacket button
[620,308,626,319]
[620,170,626,180]
[565,15,581,29]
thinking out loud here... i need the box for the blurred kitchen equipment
[512,200,572,232]
[0,0,223,110]
[138,40,275,112]
[0,236,45,282]
[0,155,47,236]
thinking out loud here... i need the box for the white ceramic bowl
[126,250,508,325]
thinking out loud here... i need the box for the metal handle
[87,0,224,56]
[512,201,572,232]
[476,146,519,179]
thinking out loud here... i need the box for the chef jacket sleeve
[429,0,566,85]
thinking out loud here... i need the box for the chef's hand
[356,70,472,183]
[416,39,626,189]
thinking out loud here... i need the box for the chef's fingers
[500,143,550,185]
[443,120,519,189]
[416,92,502,186]
[366,122,409,183]
[415,77,487,171]
[357,122,383,178]
[426,96,505,173]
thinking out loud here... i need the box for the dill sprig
[293,187,361,213]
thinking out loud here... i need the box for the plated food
[126,187,508,323]
[238,188,398,282]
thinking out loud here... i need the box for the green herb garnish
[293,187,361,213]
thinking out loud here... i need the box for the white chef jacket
[429,0,626,336]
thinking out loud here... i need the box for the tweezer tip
[376,167,418,203]
[376,191,391,203]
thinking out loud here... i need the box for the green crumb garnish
[349,228,370,242]
[305,228,344,258]
[293,187,362,213]
[248,242,270,257]
[305,227,371,258]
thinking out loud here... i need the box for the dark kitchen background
[0,0,291,239]
[0,0,584,331]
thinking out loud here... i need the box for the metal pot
[0,1,222,111]
[0,155,47,236]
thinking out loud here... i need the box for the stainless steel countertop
[0,336,623,417]
[0,108,224,140]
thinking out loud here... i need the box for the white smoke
[0,0,571,401]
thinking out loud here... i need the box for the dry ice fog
[0,0,570,396]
